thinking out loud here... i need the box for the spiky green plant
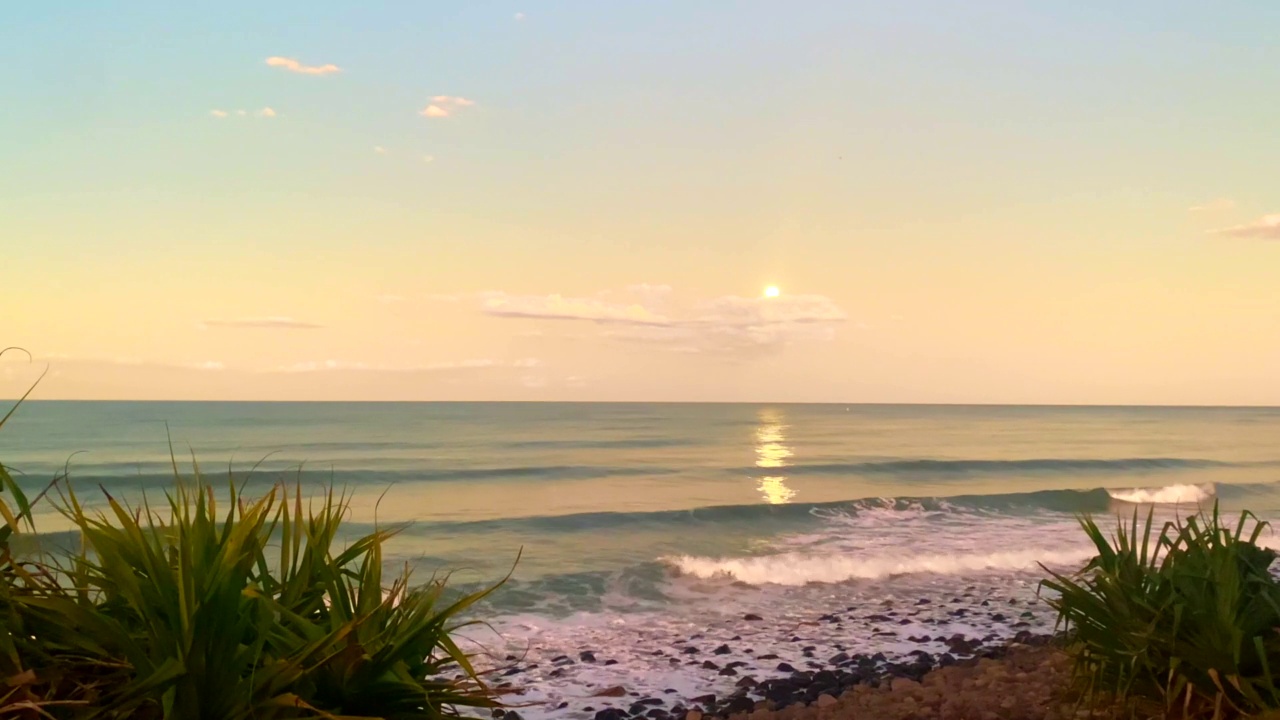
[1041,502,1280,719]
[0,354,510,719]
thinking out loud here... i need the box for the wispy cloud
[1210,214,1280,240]
[422,155,435,163]
[265,56,341,76]
[373,145,388,155]
[210,108,275,119]
[201,317,322,330]
[276,358,539,373]
[478,287,848,353]
[1189,198,1235,213]
[514,12,526,20]
[481,292,671,326]
[419,96,476,119]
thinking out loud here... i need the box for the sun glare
[764,285,781,298]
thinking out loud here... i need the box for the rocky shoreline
[479,582,1076,720]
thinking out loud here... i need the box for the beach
[4,402,1278,719]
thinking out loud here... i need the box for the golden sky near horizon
[3,3,1279,404]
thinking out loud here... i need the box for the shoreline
[474,577,1067,720]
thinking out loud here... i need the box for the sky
[2,1,1279,404]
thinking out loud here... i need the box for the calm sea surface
[4,402,1279,715]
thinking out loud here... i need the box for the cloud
[420,96,475,118]
[514,12,526,20]
[265,56,341,76]
[423,155,435,163]
[373,145,388,154]
[478,287,848,353]
[1189,198,1235,212]
[1210,214,1280,240]
[211,108,275,119]
[276,358,539,373]
[480,292,671,326]
[201,317,322,330]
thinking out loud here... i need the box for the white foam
[664,547,1094,586]
[1106,482,1215,505]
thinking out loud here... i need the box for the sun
[764,285,781,299]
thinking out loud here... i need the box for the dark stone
[866,614,892,622]
[776,662,795,672]
[580,651,597,662]
[915,598,930,605]
[504,654,519,661]
[646,711,668,720]
[829,652,850,665]
[724,696,755,714]
[757,653,779,660]
[871,652,887,663]
[818,613,839,623]
[938,653,957,667]
[549,668,564,678]
[897,618,911,625]
[604,659,619,666]
[638,698,663,706]
[629,704,649,716]
[718,667,738,676]
[502,667,522,676]
[726,661,747,669]
[691,694,716,706]
[594,710,627,720]
[802,645,816,652]
[551,655,570,663]
[736,676,758,688]
[990,613,1006,622]
[681,646,699,655]
[731,635,742,641]
[701,660,719,670]
[743,613,763,621]
[713,644,732,655]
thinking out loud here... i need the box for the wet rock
[866,613,892,622]
[829,652,850,665]
[712,644,732,655]
[915,598,930,605]
[594,709,627,720]
[776,662,795,672]
[726,661,748,669]
[723,695,754,714]
[701,660,719,670]
[990,613,1007,622]
[645,711,668,720]
[593,686,628,698]
[690,694,716,706]
[681,646,699,655]
[742,613,763,621]
[735,676,758,688]
[718,667,738,676]
[815,694,838,708]
[549,668,564,678]
[756,653,779,660]
[580,651,597,662]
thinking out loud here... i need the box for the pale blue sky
[3,2,1278,402]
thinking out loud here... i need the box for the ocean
[3,402,1279,717]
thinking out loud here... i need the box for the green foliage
[0,364,509,719]
[1041,502,1280,719]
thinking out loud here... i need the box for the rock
[743,613,763,621]
[690,694,716,706]
[604,659,619,666]
[916,598,930,605]
[685,712,703,720]
[736,676,758,688]
[757,653,779,660]
[593,686,628,698]
[815,694,838,708]
[594,710,627,720]
[718,667,738,676]
[681,646,699,654]
[580,651,597,662]
[724,696,755,714]
[829,652,850,665]
[776,662,795,672]
[713,644,732,655]
[701,660,719,670]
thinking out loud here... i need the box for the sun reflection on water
[754,408,795,504]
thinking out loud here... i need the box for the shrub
[0,373,508,719]
[1041,503,1280,719]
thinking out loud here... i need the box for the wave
[1106,483,1215,505]
[766,457,1243,476]
[384,482,1258,538]
[664,547,1096,585]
